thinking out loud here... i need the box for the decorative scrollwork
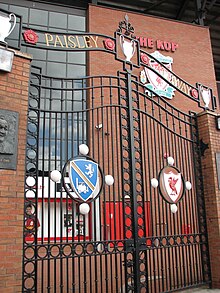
[117,14,135,38]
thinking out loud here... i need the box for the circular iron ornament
[61,155,104,203]
[23,29,39,44]
[191,88,199,99]
[104,38,115,51]
[140,53,149,65]
[158,165,186,204]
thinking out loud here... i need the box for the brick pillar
[197,111,220,288]
[0,48,32,292]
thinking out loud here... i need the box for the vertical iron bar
[54,112,58,293]
[109,77,120,293]
[117,73,127,293]
[149,99,158,293]
[155,95,163,293]
[47,78,53,293]
[185,116,200,285]
[178,113,186,288]
[158,97,167,292]
[90,78,99,293]
[71,79,75,291]
[60,89,64,292]
[125,69,140,292]
[164,103,173,291]
[36,78,41,293]
[42,110,46,293]
[142,94,152,293]
[190,113,211,285]
[171,108,179,290]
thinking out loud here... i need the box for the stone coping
[0,44,32,60]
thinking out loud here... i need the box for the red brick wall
[88,4,218,113]
[0,6,219,291]
[0,49,32,293]
[197,112,220,288]
[88,6,220,288]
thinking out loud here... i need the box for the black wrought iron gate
[23,65,211,293]
[23,32,212,293]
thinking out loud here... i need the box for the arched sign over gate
[22,14,212,293]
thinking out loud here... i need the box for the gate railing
[22,16,213,293]
[23,66,211,293]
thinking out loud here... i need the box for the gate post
[197,110,220,288]
[0,48,32,292]
[120,69,148,292]
[126,69,140,293]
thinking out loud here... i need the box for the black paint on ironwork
[200,139,209,157]
[117,14,135,37]
[190,112,211,285]
[22,22,212,293]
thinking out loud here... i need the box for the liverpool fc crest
[160,166,184,204]
[140,51,175,99]
[151,155,192,213]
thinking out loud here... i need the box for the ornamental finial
[117,14,135,38]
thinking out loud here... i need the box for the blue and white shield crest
[69,159,99,201]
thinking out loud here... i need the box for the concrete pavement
[180,287,220,292]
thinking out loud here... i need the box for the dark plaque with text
[0,109,19,170]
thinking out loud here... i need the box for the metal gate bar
[23,65,210,292]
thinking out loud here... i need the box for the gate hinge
[125,238,147,252]
[125,239,135,252]
[200,139,209,157]
[138,238,147,251]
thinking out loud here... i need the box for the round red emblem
[140,53,149,65]
[104,38,115,51]
[23,29,39,45]
[191,88,198,99]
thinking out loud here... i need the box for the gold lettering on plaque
[83,36,92,48]
[171,76,191,95]
[90,36,98,47]
[45,33,53,46]
[54,35,64,47]
[44,34,99,49]
[63,35,69,48]
[75,36,85,49]
[68,36,76,48]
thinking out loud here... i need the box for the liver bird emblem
[168,177,178,195]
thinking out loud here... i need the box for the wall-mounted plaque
[0,109,19,170]
[216,153,220,190]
